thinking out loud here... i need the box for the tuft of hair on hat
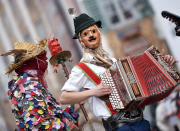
[68,8,77,18]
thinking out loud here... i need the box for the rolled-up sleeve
[61,66,89,92]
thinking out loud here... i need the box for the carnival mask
[80,25,101,49]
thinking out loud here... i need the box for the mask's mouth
[88,36,96,42]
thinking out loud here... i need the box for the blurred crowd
[150,86,180,131]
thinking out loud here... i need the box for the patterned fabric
[8,73,78,131]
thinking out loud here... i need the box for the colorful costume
[2,40,78,131]
[8,73,77,131]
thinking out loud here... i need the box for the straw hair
[2,39,48,74]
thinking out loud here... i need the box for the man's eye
[84,32,87,36]
[92,29,96,33]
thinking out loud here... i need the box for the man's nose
[89,31,93,36]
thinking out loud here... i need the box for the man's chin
[89,44,99,49]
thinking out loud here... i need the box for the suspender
[77,62,117,115]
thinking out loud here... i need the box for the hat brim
[72,20,102,39]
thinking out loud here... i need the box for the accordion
[100,46,180,110]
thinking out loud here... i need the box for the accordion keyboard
[100,70,124,109]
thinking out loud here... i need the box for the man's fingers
[170,59,175,65]
[103,87,112,92]
[163,55,178,65]
[161,49,178,65]
[169,56,174,64]
[102,87,112,94]
[165,55,171,63]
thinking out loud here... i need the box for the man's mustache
[88,36,96,42]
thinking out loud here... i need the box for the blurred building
[77,0,171,59]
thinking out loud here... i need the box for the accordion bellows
[100,46,180,110]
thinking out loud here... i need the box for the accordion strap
[77,62,101,85]
[77,62,117,115]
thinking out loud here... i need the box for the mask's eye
[83,32,88,36]
[92,29,96,33]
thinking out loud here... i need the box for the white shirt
[61,62,114,119]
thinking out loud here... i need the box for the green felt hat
[72,13,102,39]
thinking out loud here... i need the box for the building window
[103,0,120,24]
[117,0,133,19]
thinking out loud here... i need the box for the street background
[0,0,180,130]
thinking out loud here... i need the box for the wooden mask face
[80,25,101,49]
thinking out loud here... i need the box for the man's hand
[60,83,112,104]
[163,55,178,65]
[162,49,178,65]
[90,82,112,97]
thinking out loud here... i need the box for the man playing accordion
[60,13,178,131]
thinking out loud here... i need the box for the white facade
[149,0,180,69]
